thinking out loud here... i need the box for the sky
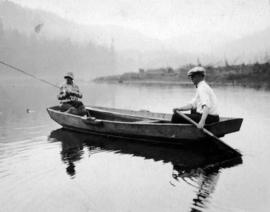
[9,0,270,41]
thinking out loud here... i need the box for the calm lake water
[0,79,270,212]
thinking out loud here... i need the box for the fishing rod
[0,60,60,89]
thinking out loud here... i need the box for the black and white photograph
[0,0,270,211]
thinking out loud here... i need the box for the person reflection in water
[60,135,84,178]
[172,165,219,212]
[49,129,102,178]
[66,161,75,177]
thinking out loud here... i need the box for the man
[57,72,88,116]
[172,66,219,129]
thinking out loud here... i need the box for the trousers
[171,110,219,124]
[59,101,88,116]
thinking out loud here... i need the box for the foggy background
[1,0,270,80]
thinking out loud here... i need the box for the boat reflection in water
[48,128,242,211]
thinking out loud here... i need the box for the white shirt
[190,80,218,115]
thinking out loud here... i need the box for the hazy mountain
[0,26,116,80]
[0,0,191,74]
[1,0,270,75]
[216,27,270,65]
[0,1,116,80]
[0,1,164,52]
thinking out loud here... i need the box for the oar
[176,110,241,156]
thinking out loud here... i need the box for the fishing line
[0,60,60,89]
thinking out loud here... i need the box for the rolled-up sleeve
[198,87,210,107]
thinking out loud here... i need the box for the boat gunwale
[47,107,191,126]
[47,106,242,127]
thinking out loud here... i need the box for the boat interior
[49,105,228,125]
[88,108,169,123]
[86,106,228,125]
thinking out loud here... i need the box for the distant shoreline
[94,62,270,89]
[93,79,270,89]
[95,80,191,86]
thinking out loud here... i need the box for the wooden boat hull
[47,105,243,144]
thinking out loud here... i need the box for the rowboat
[47,105,243,144]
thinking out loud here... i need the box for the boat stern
[207,118,243,137]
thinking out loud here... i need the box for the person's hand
[68,91,75,96]
[197,120,205,129]
[70,92,80,97]
[65,91,71,96]
[58,91,66,100]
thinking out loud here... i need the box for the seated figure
[57,72,88,116]
[172,66,219,129]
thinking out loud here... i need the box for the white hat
[187,66,206,76]
[64,72,74,80]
